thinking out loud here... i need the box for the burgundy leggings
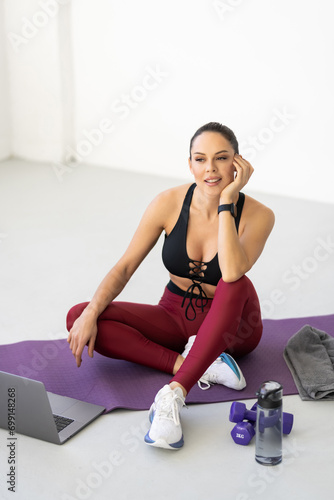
[66,276,263,394]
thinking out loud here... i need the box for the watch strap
[218,203,237,218]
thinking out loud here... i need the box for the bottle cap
[256,381,283,409]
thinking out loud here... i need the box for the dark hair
[189,122,239,158]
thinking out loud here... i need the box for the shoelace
[198,358,223,390]
[157,392,185,425]
[198,372,215,390]
[197,354,242,390]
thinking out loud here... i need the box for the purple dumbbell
[230,401,294,434]
[230,402,294,446]
[230,403,257,446]
[231,420,256,445]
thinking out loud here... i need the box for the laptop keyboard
[53,414,74,433]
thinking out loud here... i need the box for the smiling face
[188,131,236,194]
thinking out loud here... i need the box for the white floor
[1,158,334,500]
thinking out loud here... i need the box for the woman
[66,122,275,450]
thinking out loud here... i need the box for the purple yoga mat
[0,314,333,412]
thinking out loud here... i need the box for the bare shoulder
[154,183,192,205]
[243,194,275,218]
[151,183,193,233]
[240,194,275,234]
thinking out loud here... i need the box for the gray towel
[283,324,334,400]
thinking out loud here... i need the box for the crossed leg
[170,276,263,394]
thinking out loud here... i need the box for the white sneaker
[181,335,196,358]
[198,353,246,391]
[144,385,185,450]
[182,337,246,391]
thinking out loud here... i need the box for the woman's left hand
[220,154,254,203]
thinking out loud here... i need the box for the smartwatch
[218,203,237,218]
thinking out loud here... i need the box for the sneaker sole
[144,433,184,450]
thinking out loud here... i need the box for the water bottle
[255,381,283,466]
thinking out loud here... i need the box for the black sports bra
[162,183,245,320]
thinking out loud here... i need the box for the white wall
[0,1,11,160]
[3,0,64,162]
[69,0,334,203]
[2,0,334,203]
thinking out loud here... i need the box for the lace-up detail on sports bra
[162,183,245,320]
[181,260,209,320]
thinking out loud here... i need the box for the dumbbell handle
[244,407,258,421]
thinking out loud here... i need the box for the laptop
[0,371,105,444]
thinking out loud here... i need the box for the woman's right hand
[67,310,98,367]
